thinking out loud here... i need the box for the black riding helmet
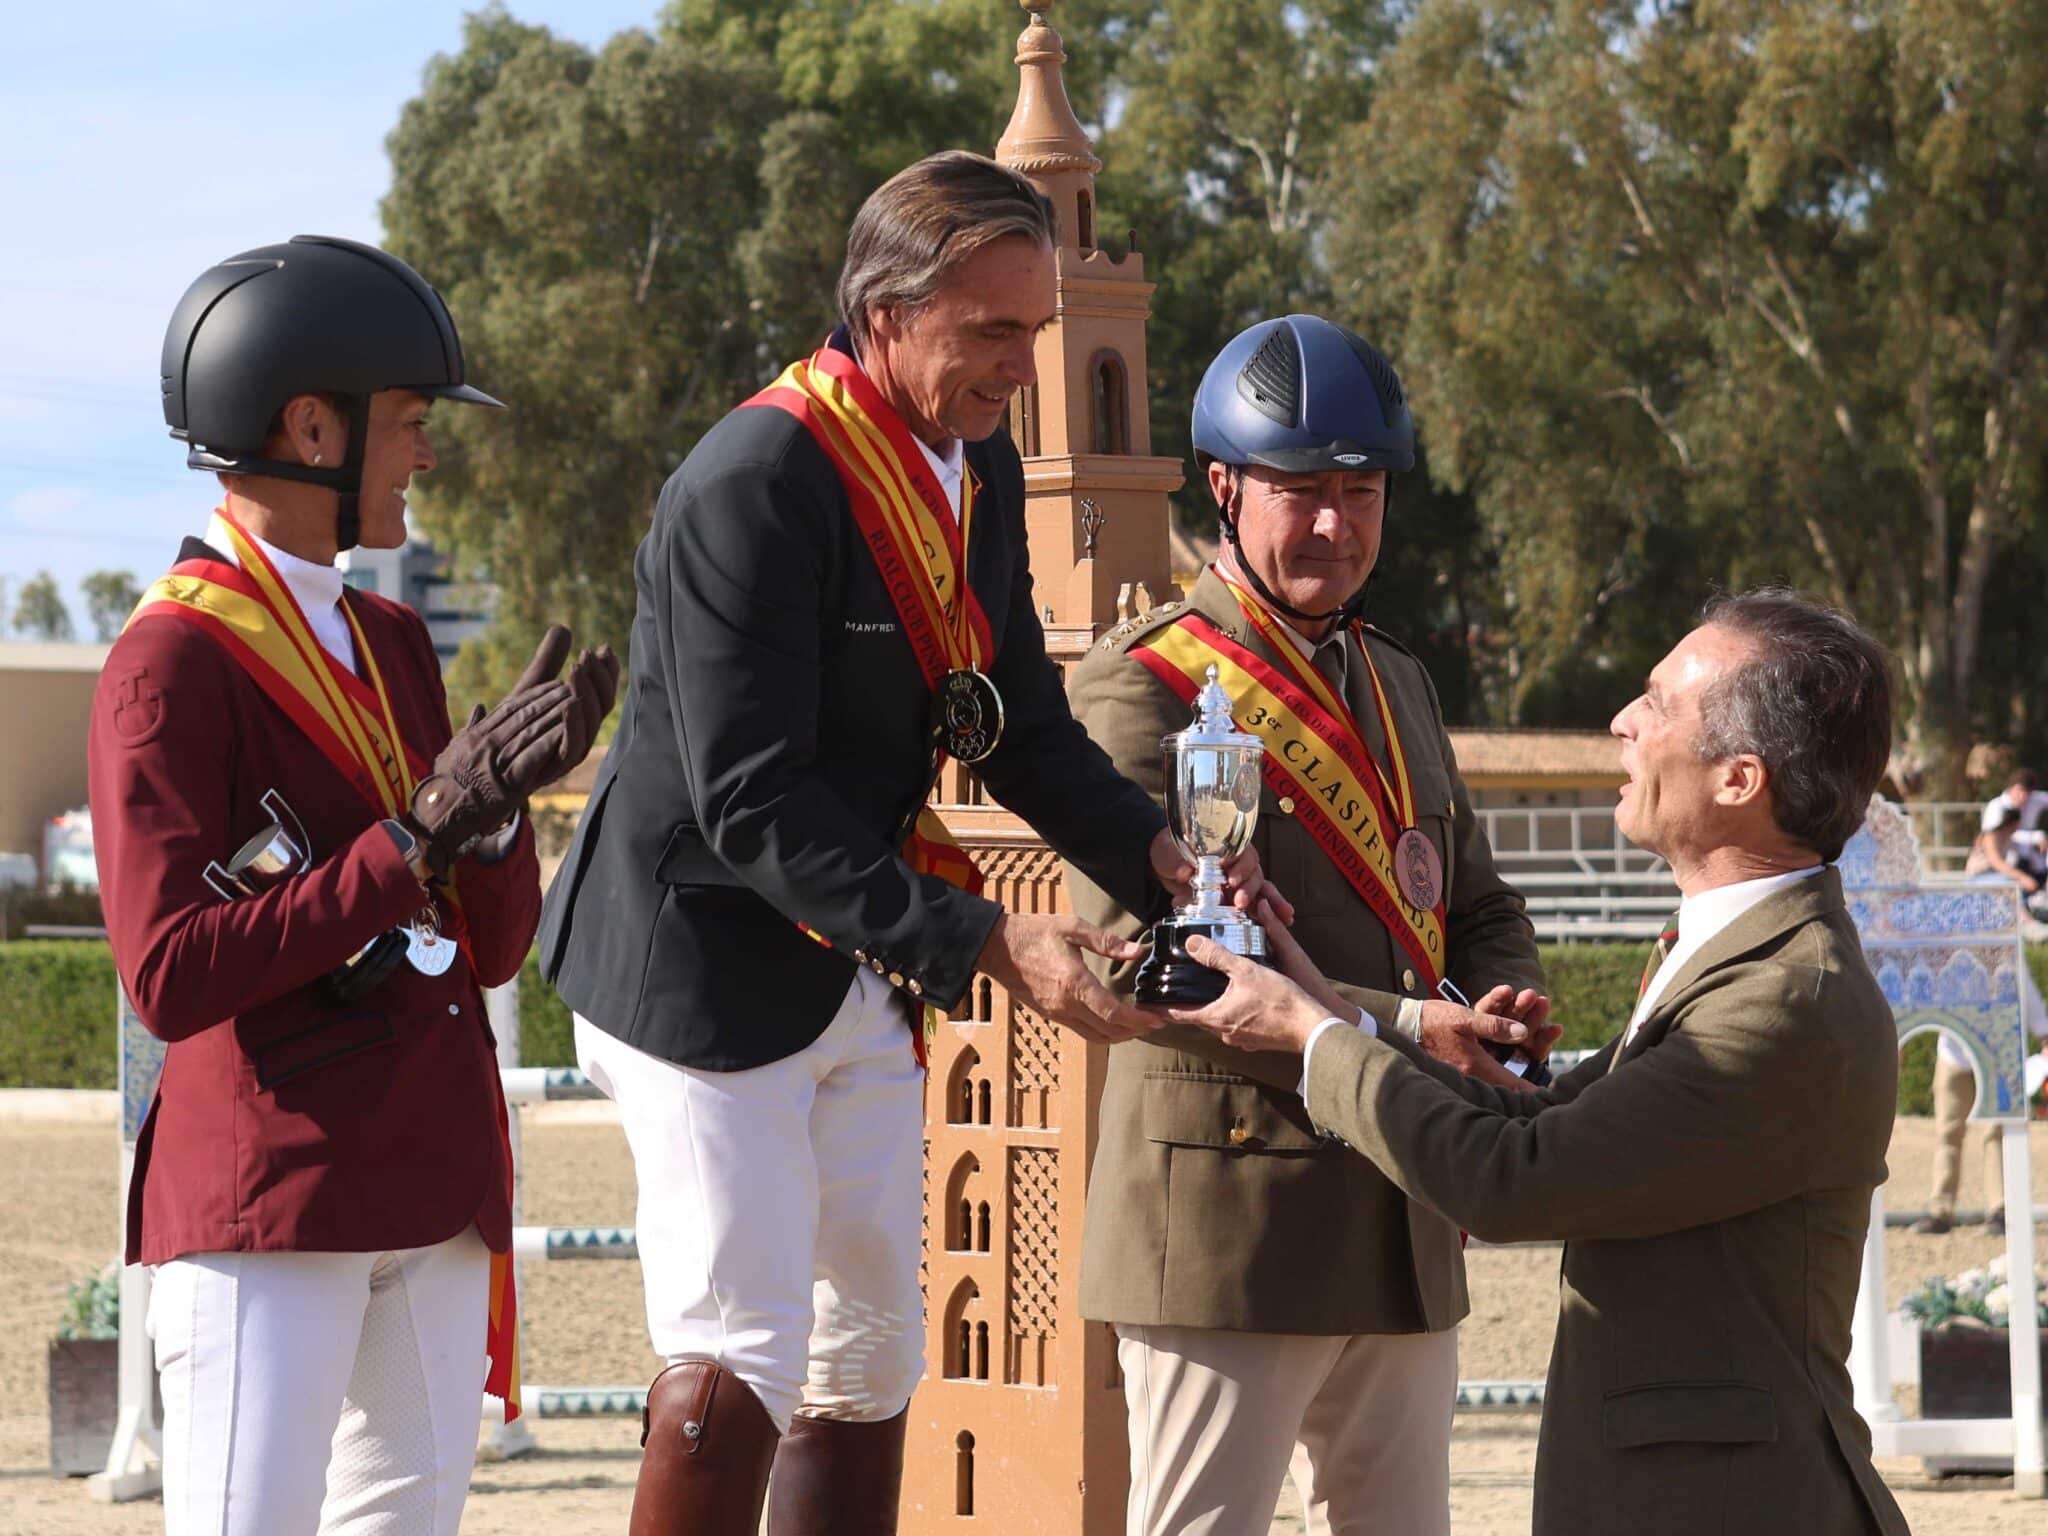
[160,235,503,551]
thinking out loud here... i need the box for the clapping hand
[406,625,621,875]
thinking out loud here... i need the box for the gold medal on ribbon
[934,667,1003,763]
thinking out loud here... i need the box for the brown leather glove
[407,626,617,876]
[545,639,621,786]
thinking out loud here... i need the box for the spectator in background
[1969,802,2040,893]
[1982,769,2048,909]
[1916,802,2048,1235]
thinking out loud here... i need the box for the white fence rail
[1480,801,1985,942]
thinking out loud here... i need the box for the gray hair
[1693,588,1895,862]
[836,151,1056,352]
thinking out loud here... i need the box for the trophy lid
[1170,664,1261,750]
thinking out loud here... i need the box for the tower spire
[996,2,1102,186]
[988,0,1180,636]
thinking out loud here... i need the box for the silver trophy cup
[202,790,409,1006]
[204,790,311,899]
[1135,665,1274,1006]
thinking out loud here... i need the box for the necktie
[1315,633,1385,774]
[1637,914,1680,1000]
[1312,631,1349,696]
[1619,913,1681,1057]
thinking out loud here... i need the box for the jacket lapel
[1190,566,1268,660]
[1622,866,1844,1061]
[961,441,1005,650]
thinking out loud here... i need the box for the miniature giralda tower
[904,5,1182,1533]
[994,0,1183,634]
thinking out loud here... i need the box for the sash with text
[1130,581,1449,987]
[743,343,991,902]
[130,507,523,1418]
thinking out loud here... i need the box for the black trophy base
[1134,916,1273,1007]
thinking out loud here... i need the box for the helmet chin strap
[330,392,370,554]
[1218,466,1379,628]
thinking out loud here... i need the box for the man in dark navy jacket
[540,152,1274,1534]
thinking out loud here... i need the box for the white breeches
[148,1227,490,1536]
[575,966,926,1434]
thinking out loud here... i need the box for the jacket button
[1402,968,1417,992]
[1277,796,1295,815]
[888,971,905,988]
[854,949,869,964]
[871,959,885,974]
[1227,1122,1250,1146]
[907,979,923,997]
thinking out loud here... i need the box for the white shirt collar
[910,427,964,519]
[206,511,355,669]
[1629,863,1825,1035]
[1271,614,1348,669]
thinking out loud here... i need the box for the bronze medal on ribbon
[1394,827,1443,913]
[935,668,1003,764]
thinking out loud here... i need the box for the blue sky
[0,0,665,641]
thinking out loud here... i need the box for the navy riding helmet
[1192,314,1415,622]
[1192,313,1414,476]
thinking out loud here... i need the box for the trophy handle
[261,789,312,864]
[202,861,241,902]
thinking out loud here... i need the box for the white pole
[2002,1121,2043,1496]
[89,987,163,1502]
[1849,1183,1897,1427]
[483,977,538,1459]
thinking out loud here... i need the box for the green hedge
[1536,942,1656,1052]
[0,941,119,1089]
[7,940,2046,1117]
[0,942,577,1087]
[519,948,575,1067]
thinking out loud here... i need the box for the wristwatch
[379,817,427,878]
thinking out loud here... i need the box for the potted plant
[48,1263,120,1475]
[1902,1255,2048,1419]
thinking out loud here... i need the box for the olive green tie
[1636,914,1681,1001]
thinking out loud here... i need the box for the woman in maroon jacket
[89,235,617,1536]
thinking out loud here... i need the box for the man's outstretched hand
[975,912,1158,1045]
[1164,899,1550,1090]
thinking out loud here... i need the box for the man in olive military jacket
[1177,591,1910,1536]
[1067,317,1546,1536]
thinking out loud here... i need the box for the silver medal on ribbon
[405,908,456,976]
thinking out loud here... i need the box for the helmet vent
[1344,331,1406,411]
[1236,325,1301,427]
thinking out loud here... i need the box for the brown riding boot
[629,1360,780,1536]
[766,1408,908,1535]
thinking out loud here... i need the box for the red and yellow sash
[1131,576,1450,986]
[129,507,523,1419]
[742,343,992,1060]
[744,352,988,865]
[746,341,993,690]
